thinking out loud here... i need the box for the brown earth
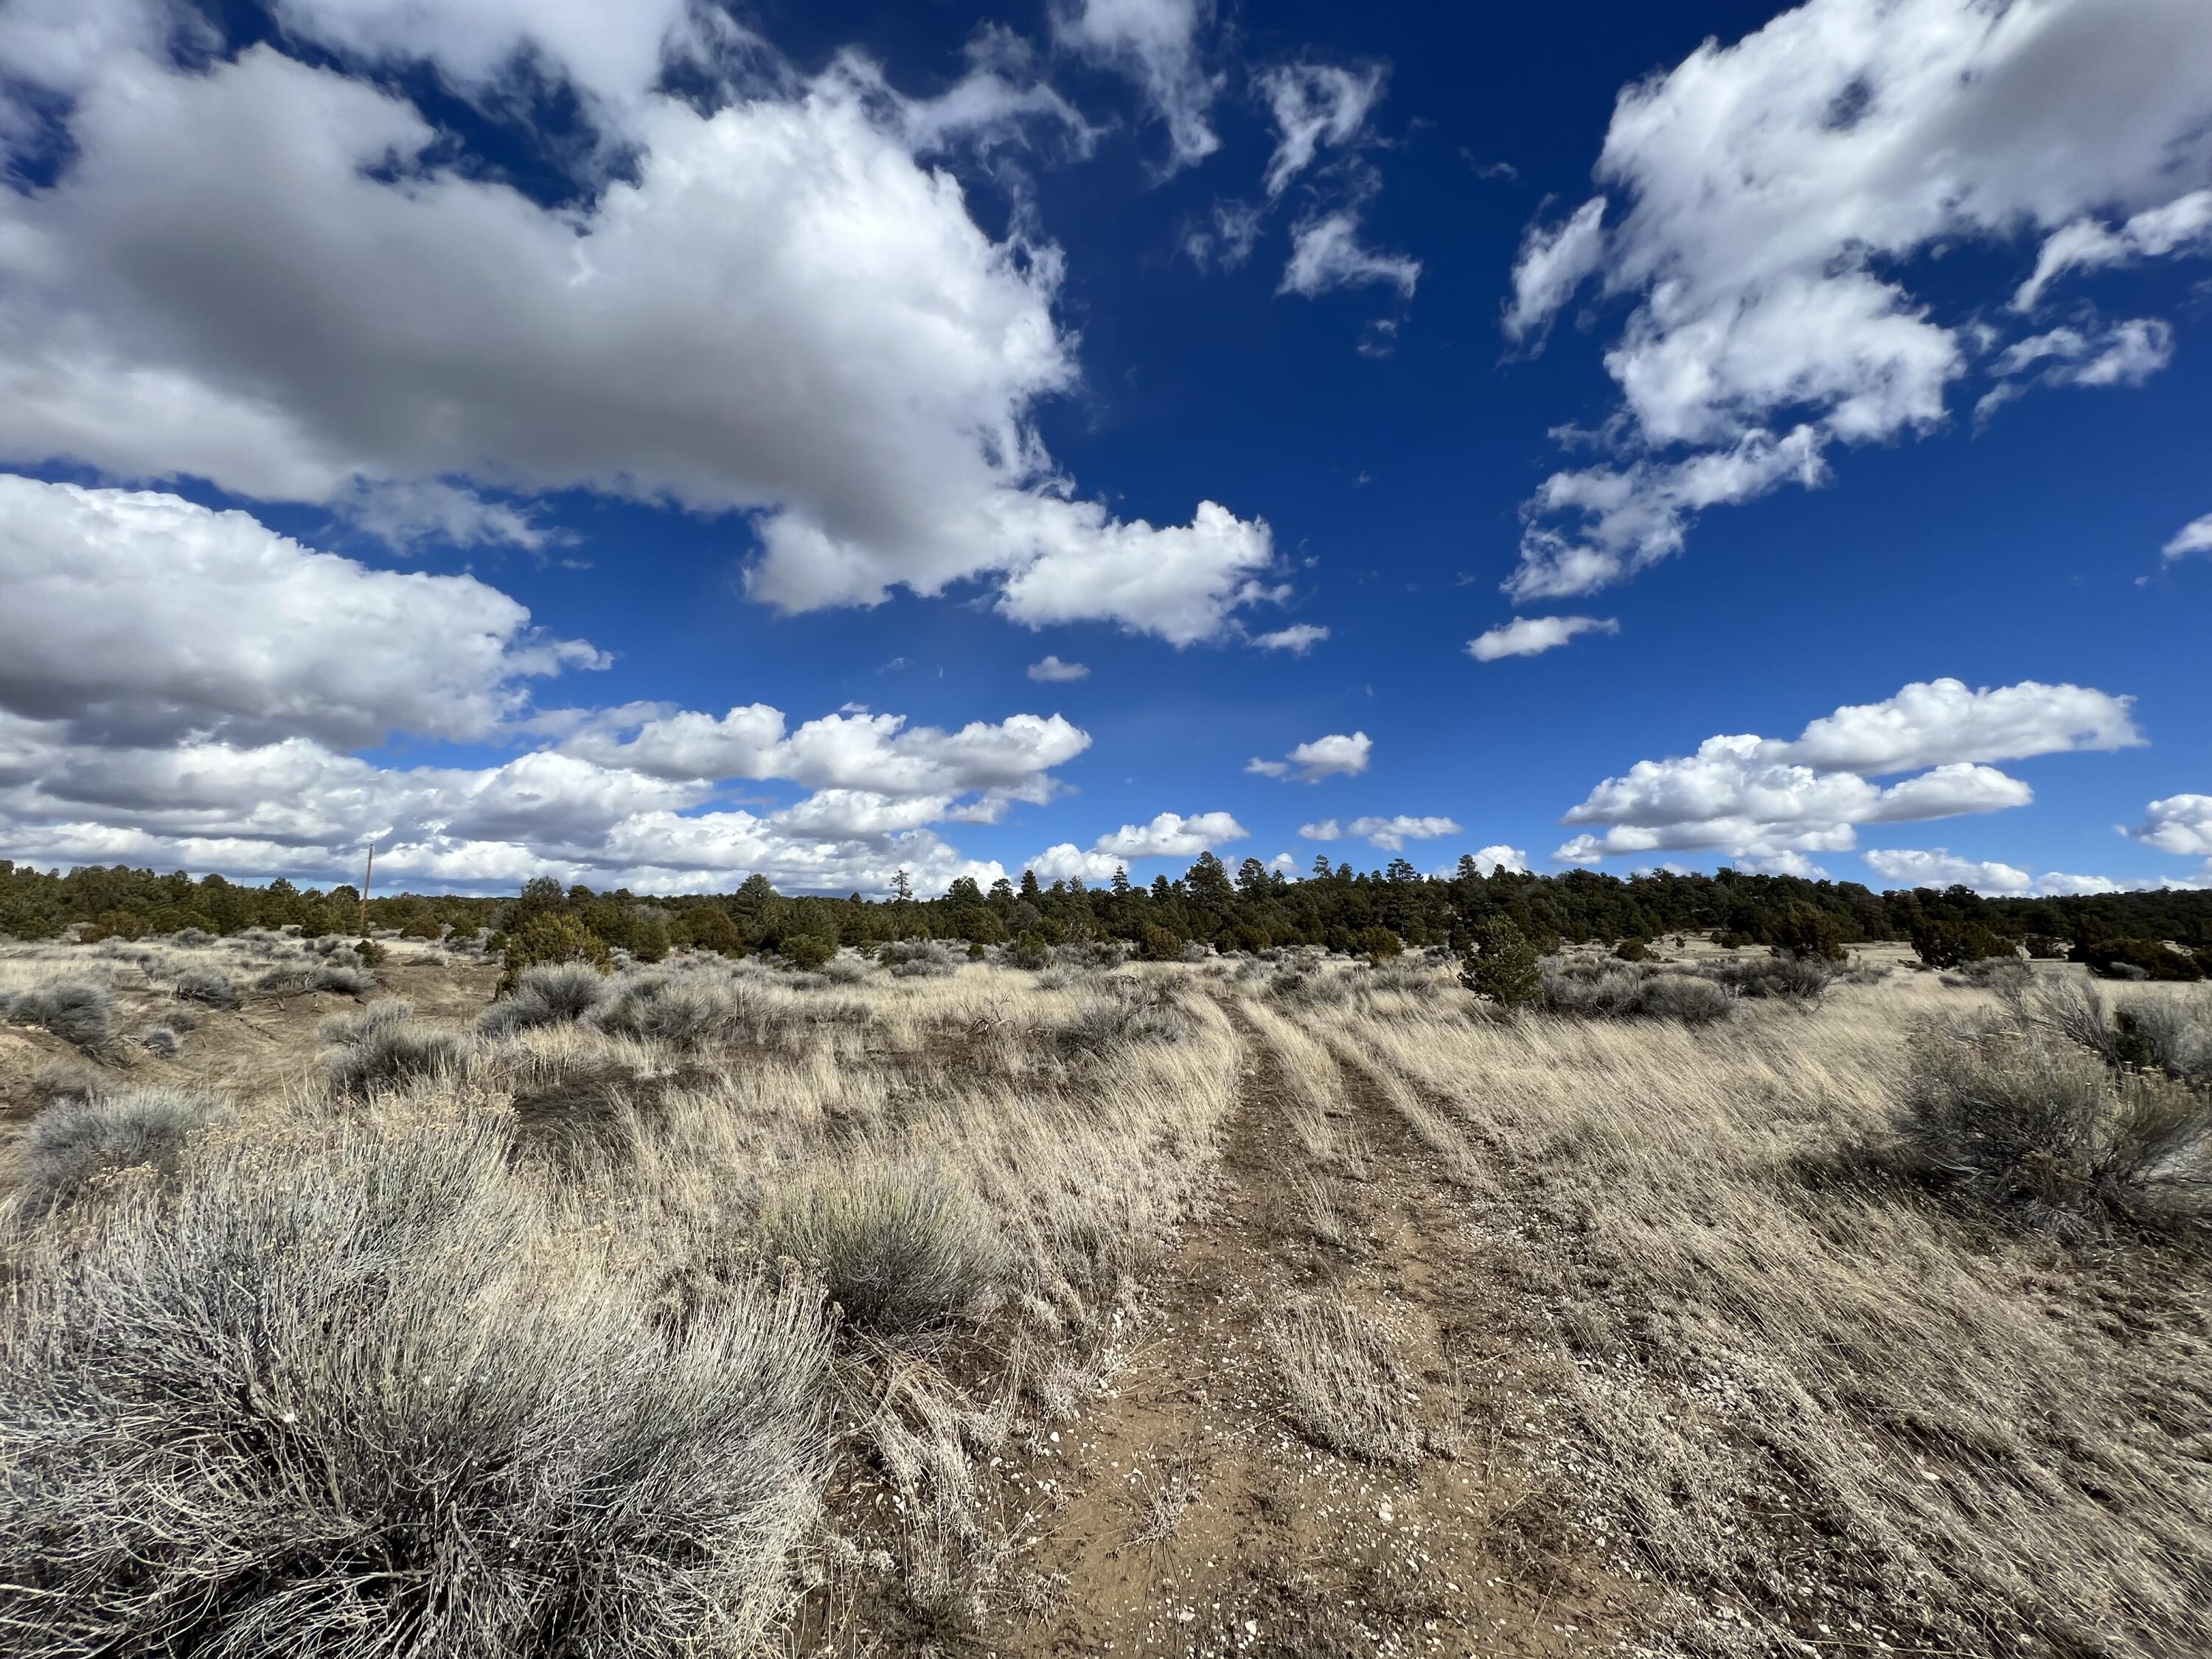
[972,1003,1654,1658]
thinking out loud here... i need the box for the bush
[777,934,835,971]
[173,969,240,1010]
[1354,925,1404,964]
[1139,922,1184,964]
[139,1026,180,1058]
[321,1000,469,1098]
[2114,997,2212,1091]
[1010,929,1051,970]
[6,1086,229,1222]
[1613,936,1649,962]
[1913,918,2011,970]
[1702,953,1835,1000]
[0,1116,830,1657]
[1768,905,1848,962]
[476,961,612,1037]
[2073,937,2204,982]
[6,981,114,1051]
[756,1161,1000,1343]
[308,962,378,995]
[1635,973,1734,1025]
[496,910,612,997]
[1460,917,1540,1006]
[1057,984,1195,1054]
[594,973,754,1050]
[1897,1021,2211,1244]
[1538,961,1731,1025]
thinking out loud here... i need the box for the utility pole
[359,842,375,940]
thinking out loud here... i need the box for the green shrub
[757,1161,1000,1344]
[1140,922,1183,963]
[1913,918,2010,970]
[777,934,834,971]
[1613,936,1649,962]
[1460,917,1540,1006]
[495,911,611,997]
[1354,925,1404,964]
[0,1116,830,1657]
[1011,929,1051,970]
[1768,905,1847,962]
[2073,937,2204,982]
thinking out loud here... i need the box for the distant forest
[4,855,2207,967]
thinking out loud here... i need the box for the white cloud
[2129,794,2212,859]
[1862,848,2120,898]
[0,719,1009,898]
[1778,678,2142,775]
[1251,623,1329,654]
[1279,210,1420,299]
[1550,677,2133,867]
[1258,61,1384,197]
[1503,198,1606,345]
[1247,730,1371,783]
[1052,0,1219,170]
[1977,318,2176,421]
[1305,814,1461,852]
[2015,189,2212,309]
[1029,807,1248,882]
[0,478,602,748]
[1503,0,2212,598]
[1183,198,1263,271]
[0,19,1274,643]
[1435,846,1528,877]
[1095,809,1246,858]
[2163,515,2212,561]
[1467,614,1618,661]
[1026,655,1091,681]
[563,707,1090,807]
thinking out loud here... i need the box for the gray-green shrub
[757,1161,1001,1343]
[476,961,612,1037]
[321,1000,467,1097]
[0,1115,831,1657]
[6,981,114,1051]
[5,1085,229,1222]
[173,968,240,1009]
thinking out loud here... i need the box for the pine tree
[1460,915,1540,1006]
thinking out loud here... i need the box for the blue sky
[2,0,2209,897]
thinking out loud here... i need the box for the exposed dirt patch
[975,998,1652,1657]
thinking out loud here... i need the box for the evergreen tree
[1460,915,1540,1006]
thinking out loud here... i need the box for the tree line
[4,855,2207,973]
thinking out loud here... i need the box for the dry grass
[3,936,2207,1657]
[1279,968,2212,1658]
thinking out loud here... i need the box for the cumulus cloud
[1437,846,1528,877]
[1279,210,1420,299]
[1503,0,2212,598]
[0,13,1276,644]
[1026,655,1091,681]
[1251,623,1329,654]
[1027,807,1248,882]
[0,478,602,748]
[1467,614,1618,661]
[1550,677,2133,867]
[1862,849,2120,897]
[562,707,1090,810]
[0,717,1009,897]
[1247,731,1371,782]
[1052,0,1219,170]
[1258,61,1385,197]
[2160,515,2212,562]
[2129,794,2212,860]
[1301,814,1459,852]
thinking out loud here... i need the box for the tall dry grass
[1267,968,2212,1658]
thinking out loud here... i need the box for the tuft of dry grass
[1265,1295,1422,1470]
